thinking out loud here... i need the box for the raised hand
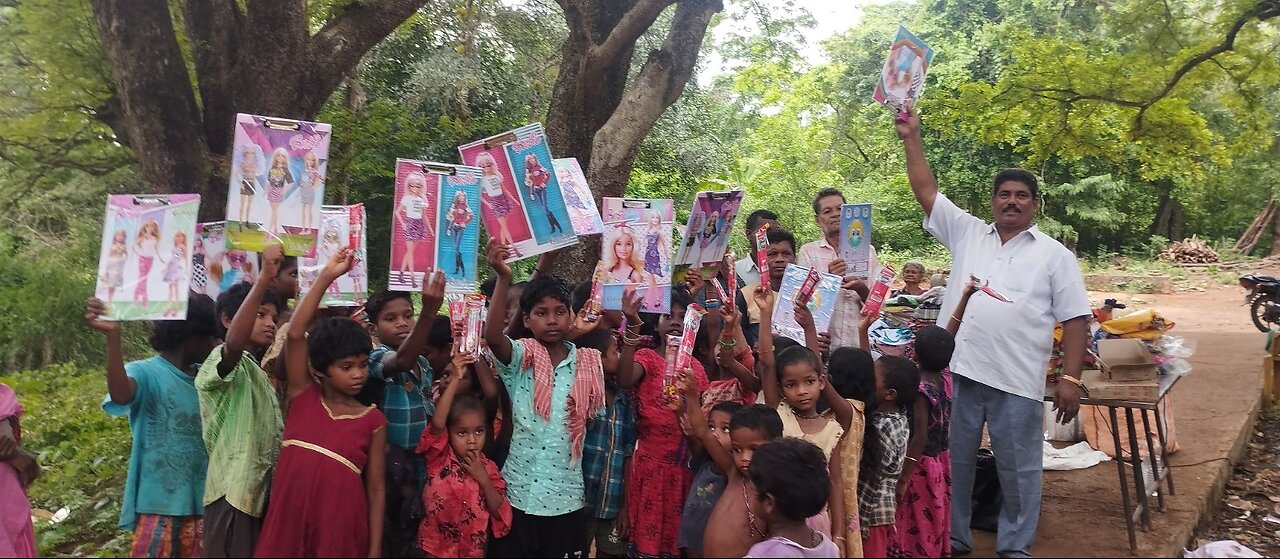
[684,268,705,295]
[484,238,512,278]
[321,247,355,279]
[621,286,643,325]
[828,259,848,277]
[260,244,284,280]
[794,301,816,332]
[451,345,478,372]
[753,285,775,314]
[719,304,739,334]
[422,270,446,316]
[894,99,921,140]
[85,297,119,333]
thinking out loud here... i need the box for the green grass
[2,364,131,558]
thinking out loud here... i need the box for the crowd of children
[18,194,969,559]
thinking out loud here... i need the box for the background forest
[0,0,1276,554]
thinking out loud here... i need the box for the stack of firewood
[1159,237,1220,264]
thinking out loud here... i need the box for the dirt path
[965,278,1268,557]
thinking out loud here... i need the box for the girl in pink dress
[0,383,38,558]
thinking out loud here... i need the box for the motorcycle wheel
[1251,294,1279,333]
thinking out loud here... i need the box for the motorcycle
[1240,274,1280,332]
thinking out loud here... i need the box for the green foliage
[0,163,151,371]
[2,364,131,558]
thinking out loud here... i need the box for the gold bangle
[951,314,962,323]
[1059,374,1085,389]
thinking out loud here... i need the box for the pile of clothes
[866,286,947,359]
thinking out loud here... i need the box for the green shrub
[2,363,131,558]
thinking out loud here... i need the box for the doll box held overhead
[298,204,369,307]
[95,194,201,321]
[458,123,579,263]
[223,113,331,256]
[674,190,744,270]
[771,263,840,342]
[389,160,483,294]
[598,197,676,314]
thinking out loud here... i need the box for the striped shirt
[196,346,284,516]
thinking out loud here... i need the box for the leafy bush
[2,364,131,558]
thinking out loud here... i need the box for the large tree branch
[1133,0,1280,127]
[589,0,676,65]
[588,0,721,195]
[1023,86,1145,107]
[183,0,244,152]
[303,0,428,116]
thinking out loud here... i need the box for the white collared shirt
[734,257,760,288]
[924,193,1091,401]
[797,238,879,351]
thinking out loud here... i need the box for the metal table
[1045,374,1181,550]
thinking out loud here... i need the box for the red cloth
[701,347,758,414]
[863,524,896,558]
[627,348,709,557]
[255,385,387,558]
[520,339,605,463]
[416,427,512,558]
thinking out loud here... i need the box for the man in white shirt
[797,188,874,352]
[896,103,1090,558]
[734,209,780,287]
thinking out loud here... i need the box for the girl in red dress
[417,349,512,558]
[255,248,388,558]
[619,285,709,557]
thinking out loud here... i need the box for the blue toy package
[839,203,873,279]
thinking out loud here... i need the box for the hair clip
[420,163,458,176]
[132,196,170,206]
[482,131,518,149]
[262,118,302,131]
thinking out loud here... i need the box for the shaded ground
[966,277,1268,557]
[1194,408,1280,556]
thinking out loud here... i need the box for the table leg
[1154,397,1175,496]
[1110,406,1137,551]
[1141,408,1165,511]
[1125,407,1152,529]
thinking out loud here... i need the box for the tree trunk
[90,0,213,202]
[89,0,428,220]
[546,0,723,281]
[1148,181,1184,242]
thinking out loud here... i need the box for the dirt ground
[1194,404,1280,555]
[965,274,1270,557]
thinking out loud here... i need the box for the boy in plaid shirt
[572,283,637,558]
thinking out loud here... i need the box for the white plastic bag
[1184,540,1262,558]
